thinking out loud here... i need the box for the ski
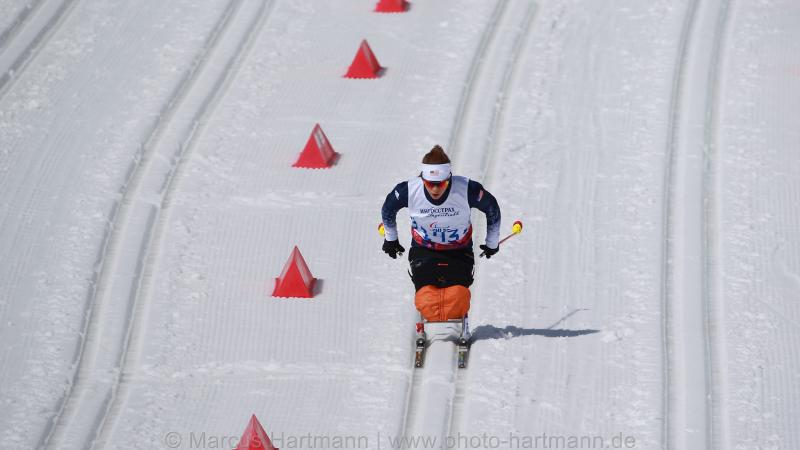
[414,317,471,369]
[457,315,471,369]
[457,336,469,369]
[414,322,426,368]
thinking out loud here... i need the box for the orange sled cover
[415,285,471,322]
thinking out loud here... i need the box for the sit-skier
[380,145,501,366]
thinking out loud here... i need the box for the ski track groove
[398,1,507,446]
[443,2,507,157]
[32,1,174,444]
[40,0,243,446]
[661,0,733,448]
[447,2,538,447]
[0,0,45,49]
[91,0,276,447]
[0,0,79,99]
[703,1,733,448]
[38,0,275,448]
[660,1,700,448]
[398,1,537,448]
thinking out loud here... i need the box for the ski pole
[480,220,523,257]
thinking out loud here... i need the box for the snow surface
[0,1,31,42]
[1,0,799,449]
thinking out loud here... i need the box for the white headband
[420,163,451,181]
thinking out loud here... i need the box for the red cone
[374,0,408,13]
[292,124,339,168]
[272,246,316,298]
[235,415,277,450]
[344,40,383,79]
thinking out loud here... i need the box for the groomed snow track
[2,0,800,449]
[399,1,537,448]
[38,1,277,448]
[0,0,79,97]
[661,0,733,449]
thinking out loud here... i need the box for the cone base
[272,278,316,298]
[292,152,340,169]
[374,0,409,12]
[344,68,384,79]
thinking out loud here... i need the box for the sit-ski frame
[414,315,471,369]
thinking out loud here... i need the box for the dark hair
[421,145,450,164]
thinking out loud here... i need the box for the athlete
[380,145,501,295]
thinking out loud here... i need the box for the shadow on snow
[470,308,599,342]
[470,324,599,342]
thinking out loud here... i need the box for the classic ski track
[0,0,46,48]
[702,1,733,448]
[447,2,538,447]
[38,0,275,448]
[0,0,79,98]
[398,1,537,448]
[661,0,732,448]
[398,2,507,446]
[443,1,508,155]
[661,1,701,447]
[40,0,243,446]
[91,0,276,447]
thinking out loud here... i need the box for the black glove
[480,244,499,258]
[382,240,405,259]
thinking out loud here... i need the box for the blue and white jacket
[381,175,501,251]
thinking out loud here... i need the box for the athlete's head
[420,145,451,200]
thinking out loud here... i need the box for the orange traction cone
[414,285,470,322]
